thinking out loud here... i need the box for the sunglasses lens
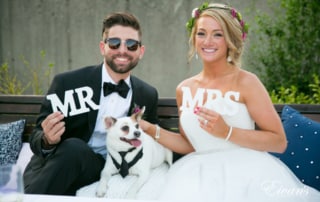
[105,38,140,51]
[106,38,121,49]
[126,39,140,51]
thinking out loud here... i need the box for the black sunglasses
[104,38,141,51]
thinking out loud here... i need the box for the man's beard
[106,54,139,74]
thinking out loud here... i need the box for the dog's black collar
[110,147,143,178]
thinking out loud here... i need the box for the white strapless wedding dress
[158,88,320,202]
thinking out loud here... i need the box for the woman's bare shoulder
[237,69,261,87]
[176,75,199,90]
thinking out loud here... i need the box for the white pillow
[16,143,33,173]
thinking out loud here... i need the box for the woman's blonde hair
[187,3,247,67]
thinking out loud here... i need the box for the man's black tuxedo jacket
[29,64,159,157]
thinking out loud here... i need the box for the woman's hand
[194,106,230,139]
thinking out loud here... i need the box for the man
[23,12,159,195]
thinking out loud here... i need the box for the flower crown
[186,2,249,40]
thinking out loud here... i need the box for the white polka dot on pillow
[272,105,320,191]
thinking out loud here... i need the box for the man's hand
[41,111,65,145]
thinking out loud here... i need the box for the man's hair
[102,12,142,38]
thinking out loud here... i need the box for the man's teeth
[116,57,128,61]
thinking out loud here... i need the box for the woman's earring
[227,55,232,63]
[195,52,199,60]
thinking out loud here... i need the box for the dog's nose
[134,131,141,137]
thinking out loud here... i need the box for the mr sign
[46,86,100,117]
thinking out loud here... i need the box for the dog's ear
[132,106,145,122]
[104,116,117,129]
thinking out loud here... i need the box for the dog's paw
[95,191,106,198]
[95,187,107,198]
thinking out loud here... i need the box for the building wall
[0,0,266,97]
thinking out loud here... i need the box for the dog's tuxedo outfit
[110,147,143,178]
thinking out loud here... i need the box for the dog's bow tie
[103,80,129,98]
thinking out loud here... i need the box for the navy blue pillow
[273,105,320,191]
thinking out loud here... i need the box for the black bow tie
[103,80,129,98]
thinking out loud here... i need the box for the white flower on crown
[191,8,199,18]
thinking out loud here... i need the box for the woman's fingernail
[194,106,200,114]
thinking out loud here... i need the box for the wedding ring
[204,119,208,125]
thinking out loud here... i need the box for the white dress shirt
[88,64,132,158]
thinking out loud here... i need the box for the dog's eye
[122,126,129,132]
[135,124,139,129]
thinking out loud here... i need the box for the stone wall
[0,0,267,97]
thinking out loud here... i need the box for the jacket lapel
[128,76,140,116]
[87,64,103,134]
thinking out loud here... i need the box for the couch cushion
[273,105,320,190]
[0,119,25,165]
[16,143,33,173]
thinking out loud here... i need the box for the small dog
[96,106,172,198]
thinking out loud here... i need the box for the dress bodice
[180,87,255,152]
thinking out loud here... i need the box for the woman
[140,2,320,202]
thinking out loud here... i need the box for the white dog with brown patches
[95,107,172,199]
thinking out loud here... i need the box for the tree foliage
[0,63,27,94]
[0,51,53,95]
[250,0,320,97]
[270,74,320,104]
